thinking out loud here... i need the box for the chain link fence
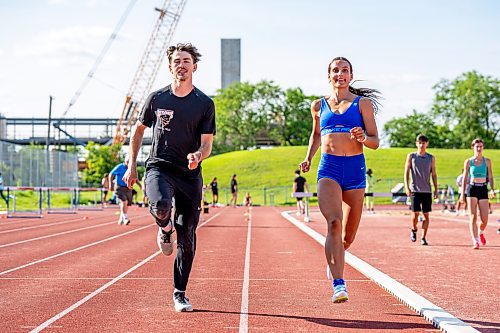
[0,142,78,188]
[205,175,500,207]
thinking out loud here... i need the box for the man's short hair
[167,43,202,64]
[295,170,301,175]
[471,138,484,147]
[416,134,428,142]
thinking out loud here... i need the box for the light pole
[46,95,53,186]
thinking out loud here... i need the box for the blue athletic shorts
[317,153,366,191]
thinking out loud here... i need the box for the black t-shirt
[139,85,216,177]
[294,176,306,192]
[231,179,237,193]
[210,180,218,192]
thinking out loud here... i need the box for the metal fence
[205,175,500,207]
[0,142,78,188]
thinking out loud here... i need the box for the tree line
[214,71,499,152]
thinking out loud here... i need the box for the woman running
[460,138,496,249]
[300,57,380,303]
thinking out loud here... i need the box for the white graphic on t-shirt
[156,109,174,131]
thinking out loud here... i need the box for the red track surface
[0,204,493,332]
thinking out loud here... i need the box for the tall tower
[221,39,241,89]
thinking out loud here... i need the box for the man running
[109,157,132,225]
[123,43,216,312]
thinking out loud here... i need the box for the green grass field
[2,147,498,211]
[202,146,500,206]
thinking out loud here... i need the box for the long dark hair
[328,57,382,113]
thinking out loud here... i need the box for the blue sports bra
[320,96,365,136]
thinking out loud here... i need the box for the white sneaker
[157,227,174,256]
[117,215,124,225]
[296,211,301,216]
[123,216,130,225]
[173,291,193,312]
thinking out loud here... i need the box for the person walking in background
[365,168,380,214]
[109,157,133,225]
[230,174,238,207]
[0,172,8,206]
[404,134,438,246]
[293,169,309,216]
[456,170,468,215]
[210,177,218,206]
[101,173,110,208]
[123,43,216,312]
[459,138,495,249]
[299,57,380,303]
[244,192,252,207]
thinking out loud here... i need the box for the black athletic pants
[145,166,202,292]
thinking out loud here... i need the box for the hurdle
[5,186,43,218]
[76,188,104,211]
[291,192,316,222]
[46,187,77,214]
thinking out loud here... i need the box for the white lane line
[0,224,153,276]
[0,217,86,234]
[29,251,162,333]
[281,210,480,333]
[239,208,252,333]
[0,221,117,248]
[29,210,223,332]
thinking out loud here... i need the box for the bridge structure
[0,116,152,146]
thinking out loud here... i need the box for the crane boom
[113,0,187,144]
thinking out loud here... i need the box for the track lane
[305,209,499,332]
[19,208,251,332]
[245,207,435,332]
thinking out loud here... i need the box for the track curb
[281,210,480,333]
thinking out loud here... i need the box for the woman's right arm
[460,159,470,201]
[300,99,321,173]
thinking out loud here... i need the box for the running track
[0,205,497,332]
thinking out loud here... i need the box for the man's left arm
[431,156,438,199]
[187,134,214,170]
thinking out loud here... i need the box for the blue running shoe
[332,279,348,303]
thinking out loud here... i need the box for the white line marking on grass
[239,208,252,333]
[0,225,153,276]
[281,210,480,333]
[29,251,162,333]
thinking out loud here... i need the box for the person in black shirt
[293,170,309,215]
[123,43,216,313]
[209,177,218,206]
[230,174,238,207]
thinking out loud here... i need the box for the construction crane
[113,0,187,145]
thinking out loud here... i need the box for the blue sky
[0,0,499,139]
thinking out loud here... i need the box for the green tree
[83,142,123,185]
[213,81,283,152]
[213,81,319,152]
[384,110,441,147]
[270,88,318,146]
[432,71,500,148]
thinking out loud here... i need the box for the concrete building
[221,39,241,89]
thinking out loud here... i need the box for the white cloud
[12,26,112,67]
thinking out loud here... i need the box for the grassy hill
[202,146,499,206]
